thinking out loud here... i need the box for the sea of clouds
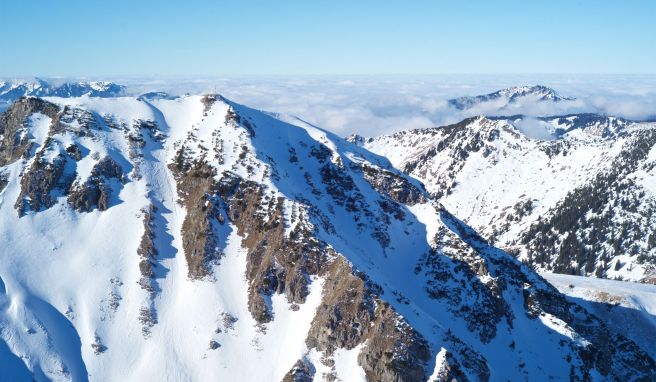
[6,75,656,137]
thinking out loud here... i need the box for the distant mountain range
[0,79,126,103]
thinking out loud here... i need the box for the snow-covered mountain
[362,114,656,285]
[447,85,574,111]
[0,79,125,104]
[1,95,654,381]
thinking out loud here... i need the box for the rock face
[68,156,125,212]
[365,115,656,284]
[14,152,75,215]
[0,95,654,381]
[0,97,59,166]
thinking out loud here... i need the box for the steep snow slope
[0,96,653,381]
[363,115,656,284]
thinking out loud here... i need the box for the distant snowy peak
[0,79,125,102]
[48,81,125,98]
[498,85,573,102]
[448,85,574,110]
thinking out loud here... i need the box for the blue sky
[1,0,654,76]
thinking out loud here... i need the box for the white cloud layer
[9,75,656,137]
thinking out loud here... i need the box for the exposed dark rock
[169,159,222,279]
[68,156,125,212]
[65,143,83,161]
[218,173,331,323]
[201,94,217,113]
[282,358,315,382]
[0,97,59,166]
[14,152,75,216]
[209,340,220,350]
[417,236,508,342]
[138,306,157,338]
[50,106,99,136]
[170,148,432,380]
[220,99,256,137]
[137,204,157,293]
[91,335,107,355]
[221,312,238,331]
[0,172,8,192]
[306,257,431,382]
[439,208,655,381]
[359,163,427,205]
[431,351,470,382]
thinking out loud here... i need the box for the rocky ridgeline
[170,98,433,380]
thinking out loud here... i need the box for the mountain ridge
[363,114,656,285]
[0,79,126,104]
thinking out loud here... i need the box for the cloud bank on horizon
[3,75,656,137]
[128,75,656,137]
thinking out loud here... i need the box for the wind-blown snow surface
[0,96,653,381]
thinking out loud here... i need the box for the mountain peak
[448,85,574,111]
[499,84,571,101]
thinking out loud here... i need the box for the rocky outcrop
[0,172,8,193]
[68,156,125,212]
[14,152,75,216]
[282,359,315,382]
[169,156,222,279]
[137,204,157,292]
[430,350,470,382]
[214,175,432,380]
[359,163,427,205]
[0,97,59,166]
[51,106,99,137]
